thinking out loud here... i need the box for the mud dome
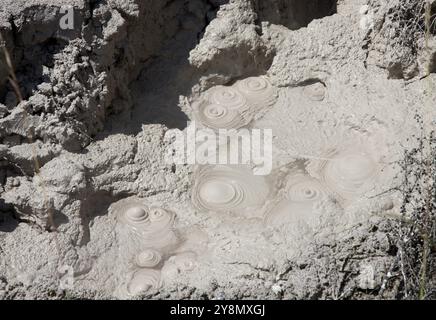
[0,0,435,299]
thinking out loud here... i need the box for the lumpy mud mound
[0,0,435,300]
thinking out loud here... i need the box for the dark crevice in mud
[296,78,326,87]
[88,0,106,21]
[103,0,230,135]
[0,204,19,233]
[78,191,130,246]
[0,18,18,104]
[8,16,19,44]
[253,0,337,30]
[387,62,407,80]
[429,52,436,74]
[1,36,68,107]
[1,0,234,149]
[432,2,436,35]
[18,38,68,101]
[0,158,26,196]
[197,0,230,42]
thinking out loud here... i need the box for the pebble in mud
[192,76,278,129]
[191,165,271,216]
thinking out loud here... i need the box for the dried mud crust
[0,0,435,300]
[0,0,217,151]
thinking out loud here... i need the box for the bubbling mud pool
[112,199,205,298]
[191,165,271,217]
[105,76,389,298]
[192,76,278,129]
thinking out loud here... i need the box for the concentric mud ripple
[161,252,198,281]
[235,76,277,107]
[265,174,328,226]
[126,269,162,296]
[192,165,270,215]
[116,201,177,249]
[208,86,248,111]
[194,100,246,129]
[148,207,175,230]
[287,176,327,202]
[135,249,162,268]
[310,149,380,203]
[117,203,151,229]
[192,76,277,129]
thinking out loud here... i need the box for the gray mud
[0,0,435,300]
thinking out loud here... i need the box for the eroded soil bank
[0,0,435,299]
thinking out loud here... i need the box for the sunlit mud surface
[1,0,435,300]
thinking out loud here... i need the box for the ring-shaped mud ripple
[193,76,277,129]
[313,149,380,202]
[117,202,177,248]
[135,249,162,268]
[117,203,150,228]
[208,86,248,111]
[194,101,247,129]
[126,269,162,296]
[265,175,328,226]
[192,165,270,214]
[235,76,278,107]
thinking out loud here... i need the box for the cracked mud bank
[0,0,435,299]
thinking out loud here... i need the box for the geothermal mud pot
[0,0,435,299]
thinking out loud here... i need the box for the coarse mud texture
[365,0,436,79]
[0,0,219,151]
[0,0,436,300]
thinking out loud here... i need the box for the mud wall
[0,0,216,151]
